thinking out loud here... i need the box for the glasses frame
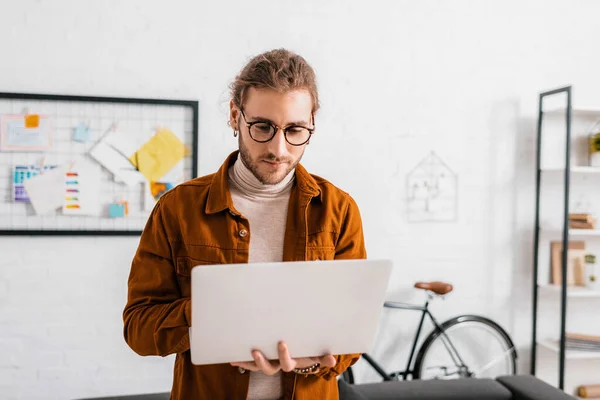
[239,108,315,146]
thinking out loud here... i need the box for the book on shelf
[564,332,600,351]
[564,342,600,351]
[567,332,600,343]
[570,213,595,223]
[551,241,586,285]
[569,213,597,229]
[570,220,596,229]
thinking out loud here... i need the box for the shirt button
[239,229,248,237]
[238,367,246,374]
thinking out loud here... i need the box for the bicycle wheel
[413,315,517,380]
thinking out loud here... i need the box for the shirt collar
[205,150,321,215]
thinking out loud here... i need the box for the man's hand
[230,341,337,375]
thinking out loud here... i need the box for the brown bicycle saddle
[414,281,453,295]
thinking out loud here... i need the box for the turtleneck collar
[228,154,296,198]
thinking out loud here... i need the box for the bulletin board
[0,92,198,235]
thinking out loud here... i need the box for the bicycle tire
[413,315,517,380]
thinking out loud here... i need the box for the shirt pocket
[175,257,214,297]
[306,247,336,261]
[306,228,337,261]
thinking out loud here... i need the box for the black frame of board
[0,91,199,236]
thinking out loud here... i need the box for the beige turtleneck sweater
[228,156,295,400]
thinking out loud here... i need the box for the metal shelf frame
[531,85,572,390]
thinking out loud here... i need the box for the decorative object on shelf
[588,121,600,167]
[584,254,599,290]
[551,241,586,286]
[406,151,458,222]
[578,383,600,398]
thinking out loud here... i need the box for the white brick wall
[0,237,176,399]
[1,0,600,398]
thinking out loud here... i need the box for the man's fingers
[253,350,281,375]
[230,361,261,371]
[318,354,337,368]
[232,349,335,374]
[278,341,295,372]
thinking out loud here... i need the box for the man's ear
[229,100,239,130]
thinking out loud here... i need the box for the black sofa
[74,375,574,400]
[339,375,575,400]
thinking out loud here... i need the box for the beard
[238,134,303,185]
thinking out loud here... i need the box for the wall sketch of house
[406,152,458,222]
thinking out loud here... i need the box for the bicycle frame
[360,294,470,381]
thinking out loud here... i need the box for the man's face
[230,87,313,185]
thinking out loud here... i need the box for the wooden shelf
[543,107,600,118]
[538,340,600,359]
[542,166,600,174]
[539,284,600,298]
[570,229,600,237]
[540,227,600,237]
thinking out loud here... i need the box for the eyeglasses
[239,108,314,146]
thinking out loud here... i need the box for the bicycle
[341,281,517,383]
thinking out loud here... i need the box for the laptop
[190,258,393,365]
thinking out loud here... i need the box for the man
[123,48,366,400]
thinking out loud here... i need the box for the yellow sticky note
[129,128,187,182]
[25,114,40,128]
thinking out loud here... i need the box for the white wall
[1,0,600,398]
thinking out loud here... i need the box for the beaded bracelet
[293,362,321,375]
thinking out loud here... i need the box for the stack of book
[569,213,597,229]
[565,332,600,352]
[578,383,600,398]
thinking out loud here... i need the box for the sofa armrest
[496,375,575,400]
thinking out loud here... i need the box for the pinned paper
[88,129,145,186]
[13,164,57,202]
[150,181,175,200]
[23,165,68,215]
[129,128,188,182]
[62,165,101,216]
[143,181,176,212]
[103,129,140,157]
[0,114,53,151]
[108,202,128,218]
[73,123,91,142]
[25,114,40,128]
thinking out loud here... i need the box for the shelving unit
[542,228,600,237]
[539,284,600,298]
[531,85,600,392]
[542,166,600,174]
[538,340,600,360]
[543,108,600,118]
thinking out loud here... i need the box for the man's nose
[266,129,288,159]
